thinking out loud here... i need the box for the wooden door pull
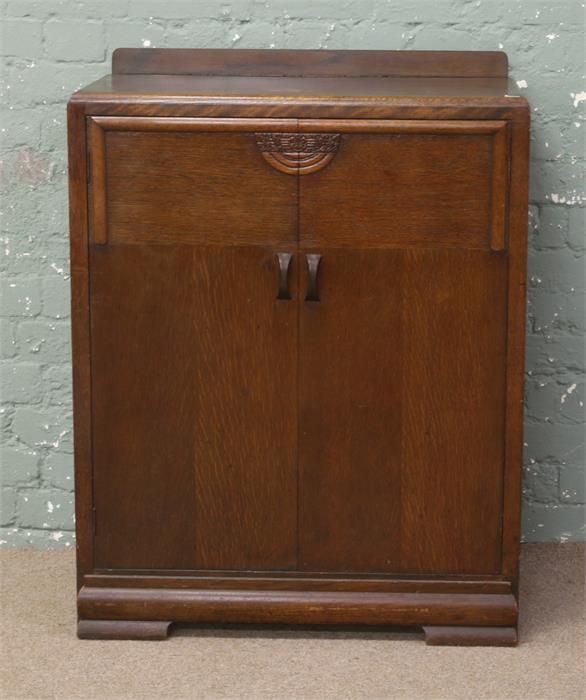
[305,254,322,302]
[276,252,293,300]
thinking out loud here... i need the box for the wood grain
[83,574,512,594]
[78,586,518,627]
[298,121,508,250]
[113,48,508,78]
[90,244,298,570]
[399,249,507,575]
[298,249,404,572]
[88,119,297,247]
[297,248,507,575]
[67,100,93,587]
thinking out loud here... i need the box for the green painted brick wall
[0,0,584,548]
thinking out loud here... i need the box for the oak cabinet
[68,49,529,646]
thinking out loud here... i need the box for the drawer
[87,117,298,247]
[298,120,509,251]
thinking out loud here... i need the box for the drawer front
[87,117,298,247]
[298,120,508,251]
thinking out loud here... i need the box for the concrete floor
[1,543,584,699]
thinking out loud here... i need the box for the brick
[0,446,39,485]
[43,451,73,490]
[44,20,105,62]
[128,0,210,19]
[16,321,71,363]
[528,289,585,334]
[559,466,586,504]
[526,334,586,376]
[39,105,68,152]
[0,107,42,148]
[503,0,585,26]
[164,19,230,48]
[0,487,17,526]
[0,361,42,403]
[567,208,586,253]
[528,248,585,292]
[533,205,568,249]
[4,0,58,18]
[17,488,75,529]
[3,61,107,108]
[0,320,18,359]
[0,277,41,316]
[524,421,585,467]
[42,364,72,407]
[41,274,70,319]
[525,378,584,424]
[344,21,409,51]
[104,19,165,53]
[1,19,42,58]
[523,463,558,503]
[214,21,285,49]
[11,407,72,451]
[523,504,586,543]
[0,526,75,548]
[531,161,585,205]
[559,380,585,423]
[72,0,130,18]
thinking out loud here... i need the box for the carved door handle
[276,252,293,300]
[305,254,322,302]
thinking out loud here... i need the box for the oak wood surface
[78,586,517,627]
[90,244,298,570]
[298,121,508,250]
[113,48,508,78]
[89,121,297,246]
[298,247,507,575]
[67,101,94,587]
[75,74,523,103]
[83,574,512,594]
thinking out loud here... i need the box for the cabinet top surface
[70,49,528,110]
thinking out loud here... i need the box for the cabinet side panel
[68,102,93,584]
[501,115,530,584]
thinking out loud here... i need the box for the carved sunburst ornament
[255,133,341,175]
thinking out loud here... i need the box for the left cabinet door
[87,118,299,571]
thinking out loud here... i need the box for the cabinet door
[298,121,509,575]
[88,118,298,571]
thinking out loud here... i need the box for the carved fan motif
[255,133,341,175]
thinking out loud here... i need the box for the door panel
[89,123,299,572]
[91,244,298,571]
[298,250,404,572]
[298,248,507,575]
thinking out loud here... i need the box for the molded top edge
[112,48,508,79]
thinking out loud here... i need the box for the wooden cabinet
[68,49,530,646]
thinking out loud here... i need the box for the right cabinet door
[297,120,510,576]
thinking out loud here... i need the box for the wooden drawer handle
[276,252,293,300]
[305,254,322,302]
